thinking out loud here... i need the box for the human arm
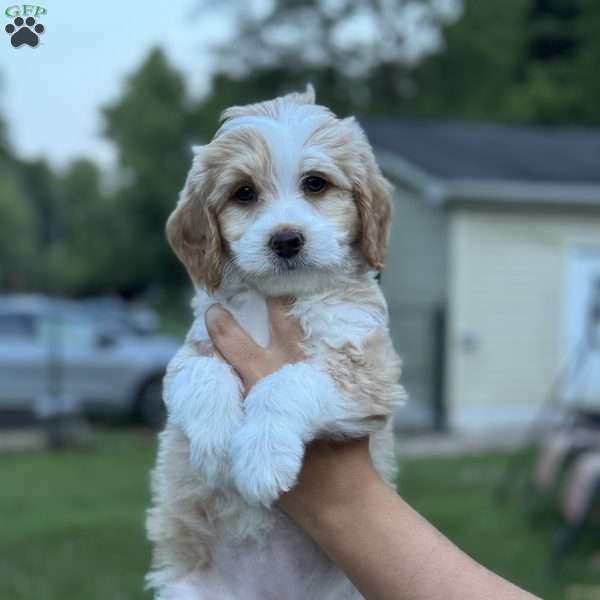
[277,438,538,600]
[205,301,540,600]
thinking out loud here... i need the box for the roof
[361,119,600,206]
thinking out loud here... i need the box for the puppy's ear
[166,147,224,291]
[346,119,394,270]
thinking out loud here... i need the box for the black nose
[269,230,305,259]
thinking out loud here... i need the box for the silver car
[0,295,180,427]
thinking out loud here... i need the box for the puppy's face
[167,87,392,295]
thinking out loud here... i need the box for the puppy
[146,86,404,600]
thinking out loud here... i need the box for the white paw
[230,423,305,506]
[187,427,234,485]
[164,355,243,486]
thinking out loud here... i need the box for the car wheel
[136,376,166,429]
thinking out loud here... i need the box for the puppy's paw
[187,427,234,485]
[164,355,243,486]
[230,424,304,507]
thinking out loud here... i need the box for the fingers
[205,300,305,390]
[205,304,265,377]
[267,296,304,345]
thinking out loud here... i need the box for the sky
[0,0,230,167]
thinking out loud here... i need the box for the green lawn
[1,431,599,599]
[0,431,154,600]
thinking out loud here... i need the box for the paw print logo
[5,16,45,48]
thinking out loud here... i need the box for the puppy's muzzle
[269,230,305,259]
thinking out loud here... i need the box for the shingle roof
[361,119,600,185]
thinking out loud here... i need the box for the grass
[0,430,155,600]
[1,431,600,599]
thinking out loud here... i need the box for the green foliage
[17,159,61,252]
[102,48,198,291]
[0,159,36,290]
[414,0,530,119]
[415,0,600,124]
[197,0,600,125]
[569,0,600,124]
[43,159,131,295]
[103,48,190,185]
[194,0,447,117]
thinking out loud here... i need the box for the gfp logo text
[5,5,46,17]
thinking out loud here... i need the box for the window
[0,313,36,338]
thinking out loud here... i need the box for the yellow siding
[447,207,600,432]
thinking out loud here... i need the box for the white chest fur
[189,281,389,353]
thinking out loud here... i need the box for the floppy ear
[349,123,394,270]
[166,149,224,292]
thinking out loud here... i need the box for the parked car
[0,295,180,427]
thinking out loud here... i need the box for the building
[363,120,600,432]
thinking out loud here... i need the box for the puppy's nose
[269,230,305,259]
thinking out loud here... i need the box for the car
[0,295,180,428]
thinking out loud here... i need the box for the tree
[573,0,600,124]
[0,113,37,290]
[194,0,449,118]
[413,0,530,120]
[195,0,600,126]
[504,0,584,123]
[17,159,61,252]
[102,48,198,292]
[0,160,36,290]
[40,159,128,295]
[414,0,600,125]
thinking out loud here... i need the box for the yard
[1,430,599,600]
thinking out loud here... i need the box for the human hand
[206,297,312,504]
[205,299,379,512]
[276,438,378,526]
[205,297,305,392]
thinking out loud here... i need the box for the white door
[562,246,600,407]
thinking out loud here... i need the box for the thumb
[205,304,266,383]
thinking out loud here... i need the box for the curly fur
[147,87,403,599]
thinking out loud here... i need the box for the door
[562,246,600,407]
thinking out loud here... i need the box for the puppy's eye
[234,185,257,203]
[303,175,328,194]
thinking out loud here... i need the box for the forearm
[204,305,538,600]
[286,468,538,600]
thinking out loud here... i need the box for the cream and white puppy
[146,86,404,600]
